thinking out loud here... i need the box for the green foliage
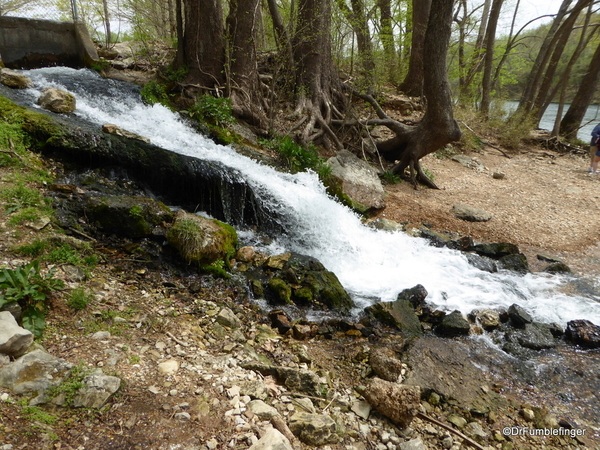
[15,240,97,269]
[0,260,64,337]
[129,205,143,219]
[22,406,58,425]
[67,287,94,310]
[163,65,189,83]
[14,239,50,257]
[189,95,236,127]
[47,363,89,407]
[1,183,43,214]
[381,170,401,184]
[496,112,537,149]
[90,59,111,73]
[201,259,230,279]
[6,206,52,226]
[140,81,171,108]
[261,136,332,181]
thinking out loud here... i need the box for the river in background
[505,101,600,141]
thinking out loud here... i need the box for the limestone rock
[0,350,73,405]
[399,438,427,450]
[451,204,492,222]
[216,307,241,329]
[364,295,423,338]
[451,155,485,172]
[247,399,279,419]
[472,309,500,330]
[0,68,32,88]
[241,362,325,398]
[288,412,340,445]
[358,378,420,429]
[102,123,151,143]
[248,427,293,450]
[565,319,600,348]
[351,400,371,420]
[37,87,76,113]
[369,347,404,382]
[71,373,121,408]
[326,149,385,212]
[0,311,33,357]
[158,359,179,375]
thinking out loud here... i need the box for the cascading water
[18,67,600,326]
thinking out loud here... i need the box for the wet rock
[236,246,256,262]
[464,253,497,273]
[0,311,33,358]
[0,350,73,405]
[166,210,237,265]
[288,411,340,445]
[37,87,76,113]
[508,304,533,328]
[498,253,530,274]
[71,373,121,408]
[102,123,151,143]
[451,205,492,222]
[369,347,404,382]
[84,194,174,238]
[507,323,557,351]
[0,68,32,88]
[436,310,470,337]
[471,309,500,330]
[248,427,293,450]
[543,261,572,274]
[358,378,420,429]
[364,292,423,338]
[472,242,520,259]
[268,310,292,334]
[419,227,452,247]
[403,337,502,413]
[367,218,405,233]
[326,149,386,212]
[565,320,600,348]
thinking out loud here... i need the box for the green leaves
[0,260,64,337]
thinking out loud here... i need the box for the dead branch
[417,413,485,450]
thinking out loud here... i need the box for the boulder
[71,373,121,408]
[0,68,32,88]
[369,347,404,382]
[288,412,340,445]
[241,362,325,398]
[326,149,385,212]
[465,253,497,273]
[436,310,471,336]
[167,210,237,265]
[472,242,520,259]
[543,261,572,274]
[508,304,533,328]
[0,350,73,405]
[565,320,600,348]
[102,123,150,143]
[37,87,76,113]
[248,427,293,450]
[506,323,557,351]
[0,311,33,357]
[247,399,279,420]
[364,289,423,338]
[498,253,530,274]
[451,204,492,222]
[472,309,500,330]
[358,378,420,429]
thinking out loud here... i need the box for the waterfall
[20,67,600,326]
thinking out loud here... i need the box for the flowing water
[17,67,600,326]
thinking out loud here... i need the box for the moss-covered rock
[166,210,237,265]
[268,278,292,304]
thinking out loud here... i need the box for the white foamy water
[22,68,600,325]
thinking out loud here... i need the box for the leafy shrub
[381,170,402,184]
[140,81,171,108]
[189,95,236,127]
[261,136,331,181]
[0,260,64,337]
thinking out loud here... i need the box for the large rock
[249,427,293,450]
[358,378,420,429]
[508,304,533,328]
[288,412,340,445]
[472,242,520,259]
[364,286,424,337]
[71,373,121,408]
[565,320,600,348]
[102,123,150,143]
[451,205,492,222]
[241,362,325,398]
[326,150,385,212]
[369,347,404,382]
[0,68,32,88]
[403,337,502,413]
[436,310,471,336]
[167,210,237,265]
[0,350,73,405]
[506,323,557,351]
[37,87,76,113]
[0,311,33,357]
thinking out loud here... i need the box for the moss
[268,278,292,304]
[293,286,313,304]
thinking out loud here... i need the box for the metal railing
[0,0,77,23]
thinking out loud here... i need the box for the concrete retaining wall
[0,17,98,69]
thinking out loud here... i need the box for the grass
[1,183,44,214]
[67,287,94,310]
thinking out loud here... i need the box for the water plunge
[21,67,600,326]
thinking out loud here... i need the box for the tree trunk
[560,42,600,139]
[378,0,396,83]
[399,0,432,97]
[479,0,504,116]
[178,0,225,89]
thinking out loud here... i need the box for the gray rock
[370,347,404,382]
[451,155,485,172]
[326,149,386,212]
[451,205,492,222]
[436,310,470,337]
[367,218,405,233]
[498,253,530,274]
[399,438,427,450]
[364,297,423,338]
[247,399,279,419]
[288,412,340,445]
[351,400,371,419]
[90,331,111,339]
[293,397,316,413]
[241,362,325,398]
[174,412,191,420]
[71,373,121,408]
[565,320,600,348]
[0,68,32,88]
[216,307,242,329]
[37,87,76,113]
[0,311,33,357]
[240,379,269,401]
[0,350,73,405]
[358,378,420,429]
[248,427,293,450]
[543,261,572,274]
[102,123,150,143]
[472,242,519,259]
[508,304,533,328]
[508,323,556,351]
[464,253,497,273]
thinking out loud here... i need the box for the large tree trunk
[378,0,396,83]
[178,0,225,88]
[399,0,432,97]
[560,42,600,139]
[479,0,505,116]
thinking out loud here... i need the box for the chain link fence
[1,0,77,23]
